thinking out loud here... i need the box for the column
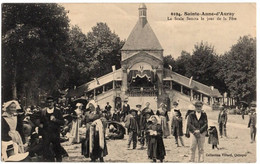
[170,81,173,90]
[94,89,96,100]
[181,85,183,94]
[190,89,193,101]
[157,68,163,95]
[122,67,128,93]
[200,93,203,102]
[113,81,115,89]
[103,85,105,93]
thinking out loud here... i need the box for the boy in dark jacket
[248,101,256,143]
[208,126,219,149]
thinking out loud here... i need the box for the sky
[61,3,256,58]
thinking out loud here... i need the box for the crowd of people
[1,96,257,162]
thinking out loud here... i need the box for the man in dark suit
[218,106,228,137]
[122,99,130,120]
[187,101,208,162]
[39,97,64,162]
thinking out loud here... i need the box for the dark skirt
[82,131,108,160]
[147,136,166,160]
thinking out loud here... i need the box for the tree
[218,36,256,102]
[184,42,223,90]
[175,51,192,75]
[85,22,124,78]
[2,4,70,104]
[163,55,176,70]
[64,25,90,88]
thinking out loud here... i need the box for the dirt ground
[62,111,256,163]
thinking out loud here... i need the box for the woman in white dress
[68,103,85,144]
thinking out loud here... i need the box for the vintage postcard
[1,2,256,163]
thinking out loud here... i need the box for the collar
[195,111,201,119]
[47,107,54,114]
[2,112,17,117]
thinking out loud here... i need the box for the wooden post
[190,89,193,101]
[113,81,115,89]
[103,85,105,93]
[170,81,173,90]
[181,85,183,93]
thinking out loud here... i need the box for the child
[171,109,184,147]
[248,101,256,143]
[125,109,139,149]
[208,126,219,149]
[146,115,166,162]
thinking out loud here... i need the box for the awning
[128,70,156,84]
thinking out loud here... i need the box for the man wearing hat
[187,101,208,162]
[169,101,180,131]
[248,101,256,143]
[139,103,154,148]
[218,105,228,138]
[125,109,139,149]
[39,97,65,162]
[122,99,131,120]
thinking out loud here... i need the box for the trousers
[219,122,227,137]
[189,131,206,162]
[128,131,137,148]
[250,125,256,142]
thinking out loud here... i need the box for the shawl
[89,119,105,154]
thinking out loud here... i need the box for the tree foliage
[85,22,124,78]
[217,36,256,102]
[2,3,70,103]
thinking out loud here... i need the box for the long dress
[2,112,24,153]
[156,108,170,137]
[69,109,84,144]
[81,111,108,160]
[147,123,166,160]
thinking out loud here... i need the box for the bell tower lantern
[139,3,147,27]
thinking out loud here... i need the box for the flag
[189,76,193,86]
[169,65,172,71]
[94,78,100,85]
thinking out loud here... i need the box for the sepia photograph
[1,2,257,163]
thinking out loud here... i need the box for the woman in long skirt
[81,100,108,162]
[68,103,85,144]
[146,115,166,162]
[156,103,170,138]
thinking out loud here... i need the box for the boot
[100,157,104,162]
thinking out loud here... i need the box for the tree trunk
[12,65,17,99]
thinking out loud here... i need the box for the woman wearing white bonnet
[68,102,85,144]
[2,100,27,161]
[82,100,108,162]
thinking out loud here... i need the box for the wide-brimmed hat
[250,101,256,107]
[129,109,138,114]
[148,115,161,124]
[144,109,154,116]
[46,96,54,102]
[193,101,203,107]
[173,101,179,106]
[2,100,21,112]
[136,104,142,108]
